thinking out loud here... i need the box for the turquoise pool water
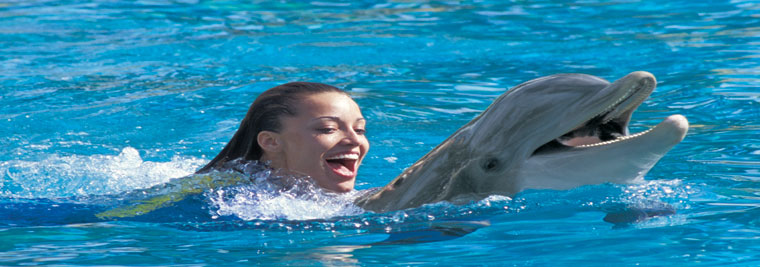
[2,0,759,265]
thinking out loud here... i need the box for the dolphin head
[457,71,689,194]
[357,71,689,212]
[464,72,631,165]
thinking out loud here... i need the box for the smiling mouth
[326,154,359,178]
[533,73,659,155]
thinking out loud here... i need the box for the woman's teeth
[326,154,359,177]
[326,154,359,160]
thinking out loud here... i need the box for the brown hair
[196,82,348,173]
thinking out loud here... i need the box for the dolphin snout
[659,114,689,145]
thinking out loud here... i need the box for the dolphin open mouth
[532,72,659,155]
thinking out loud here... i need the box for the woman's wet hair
[197,82,348,173]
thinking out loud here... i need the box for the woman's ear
[257,131,282,153]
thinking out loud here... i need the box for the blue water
[2,0,759,265]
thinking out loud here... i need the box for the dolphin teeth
[600,82,641,123]
[571,75,656,149]
[576,127,654,148]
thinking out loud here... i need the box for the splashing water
[1,146,695,225]
[203,159,367,221]
[207,184,365,221]
[1,147,204,198]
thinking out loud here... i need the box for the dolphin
[356,71,689,212]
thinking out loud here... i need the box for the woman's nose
[341,129,362,145]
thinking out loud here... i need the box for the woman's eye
[355,128,366,135]
[317,128,336,134]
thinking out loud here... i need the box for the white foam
[207,183,365,221]
[0,147,205,198]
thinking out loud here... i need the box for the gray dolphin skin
[356,71,689,213]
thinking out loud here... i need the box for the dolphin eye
[482,157,499,172]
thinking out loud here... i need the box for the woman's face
[263,92,369,192]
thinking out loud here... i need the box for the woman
[197,82,370,193]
